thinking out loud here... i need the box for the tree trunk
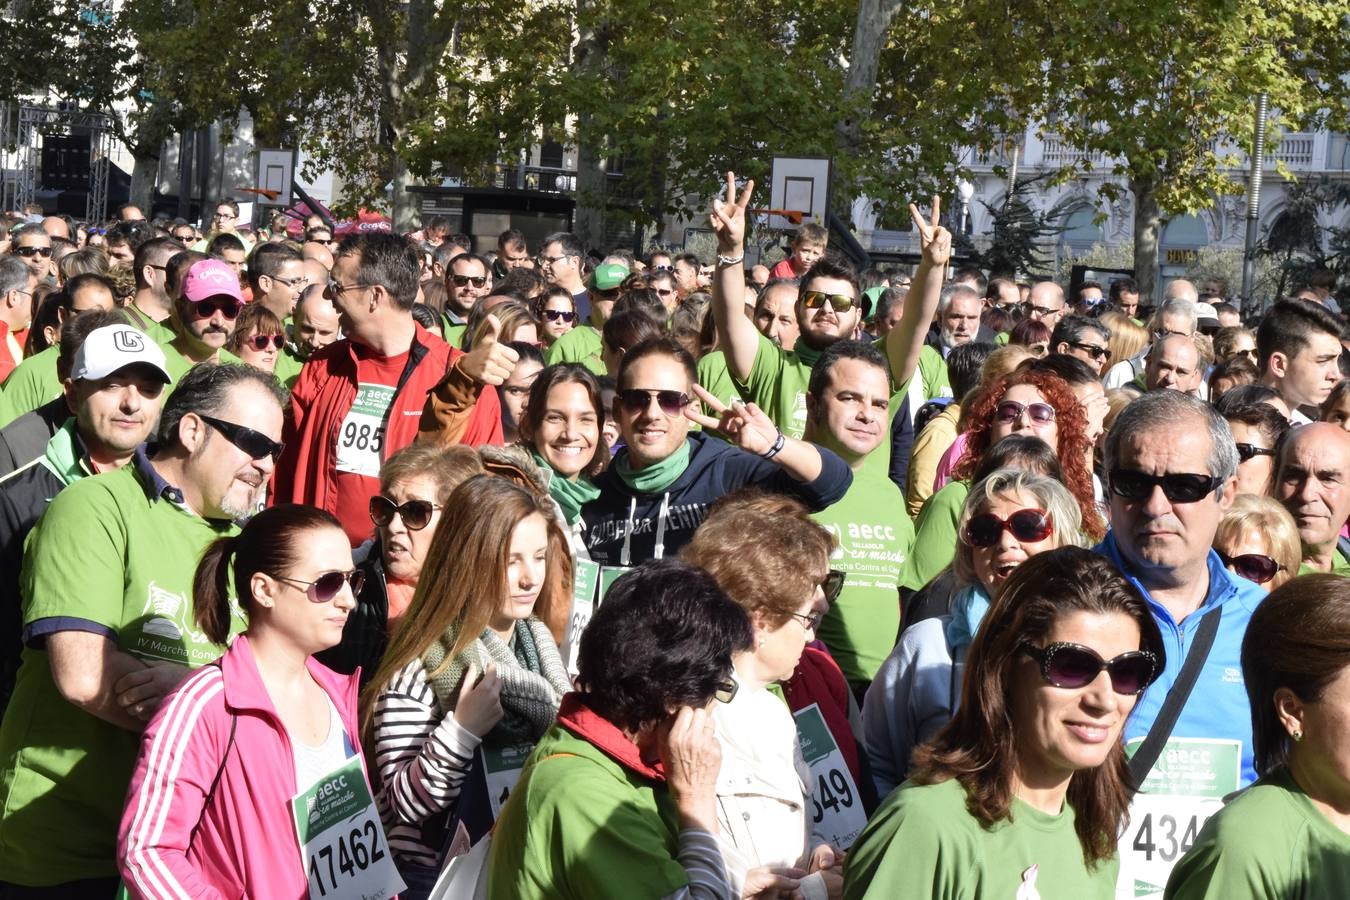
[129,151,159,213]
[390,149,418,232]
[834,0,901,224]
[1131,174,1163,305]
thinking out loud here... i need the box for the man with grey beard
[0,361,285,893]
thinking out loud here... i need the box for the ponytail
[193,535,238,645]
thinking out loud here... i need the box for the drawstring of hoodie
[619,492,672,565]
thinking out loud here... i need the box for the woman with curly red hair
[902,364,1106,592]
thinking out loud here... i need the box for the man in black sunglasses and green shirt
[0,362,285,895]
[1096,389,1266,893]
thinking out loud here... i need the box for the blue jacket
[581,432,852,566]
[1096,533,1266,787]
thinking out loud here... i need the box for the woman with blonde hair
[364,475,572,898]
[1099,309,1149,371]
[1212,494,1301,593]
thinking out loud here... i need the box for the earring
[1293,730,1303,742]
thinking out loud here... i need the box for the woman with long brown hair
[845,547,1164,898]
[363,475,572,898]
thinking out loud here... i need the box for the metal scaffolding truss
[5,104,113,220]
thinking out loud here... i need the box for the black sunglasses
[246,334,286,351]
[15,245,53,258]
[1109,469,1222,504]
[1219,552,1284,584]
[191,297,243,320]
[1235,443,1276,463]
[275,570,365,603]
[543,309,577,323]
[964,508,1053,547]
[1020,642,1160,695]
[714,677,739,704]
[197,414,285,462]
[617,388,690,416]
[451,274,488,288]
[801,290,855,312]
[1068,341,1111,361]
[369,495,442,531]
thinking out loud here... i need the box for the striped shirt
[371,658,481,869]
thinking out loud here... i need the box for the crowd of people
[0,178,1346,900]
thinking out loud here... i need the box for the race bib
[794,703,867,850]
[335,383,395,477]
[291,757,405,900]
[483,742,535,819]
[561,561,627,676]
[1116,737,1242,899]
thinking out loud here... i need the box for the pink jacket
[118,635,371,899]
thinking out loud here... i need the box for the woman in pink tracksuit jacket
[118,504,397,899]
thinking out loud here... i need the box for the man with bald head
[1024,281,1066,330]
[41,217,71,242]
[1275,422,1350,573]
[1145,333,1203,394]
[1164,277,1199,305]
[302,240,335,270]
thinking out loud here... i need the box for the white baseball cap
[71,324,173,384]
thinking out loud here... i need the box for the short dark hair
[575,559,753,734]
[336,232,421,311]
[133,237,183,289]
[1109,277,1139,301]
[948,341,997,401]
[213,198,240,217]
[618,336,696,388]
[497,229,527,252]
[952,265,988,293]
[807,339,889,404]
[1214,383,1283,416]
[874,286,907,322]
[206,232,246,258]
[798,257,860,300]
[64,272,116,309]
[1029,353,1100,387]
[1222,401,1289,451]
[673,252,702,270]
[1051,314,1110,349]
[165,250,208,301]
[448,252,491,275]
[976,434,1065,483]
[541,232,584,259]
[1256,299,1347,371]
[156,362,287,449]
[106,220,152,252]
[602,308,665,356]
[247,242,303,289]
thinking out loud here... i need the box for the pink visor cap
[183,259,244,303]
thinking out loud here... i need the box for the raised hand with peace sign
[909,194,952,271]
[684,384,826,483]
[709,171,754,256]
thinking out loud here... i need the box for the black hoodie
[580,431,852,565]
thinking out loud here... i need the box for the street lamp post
[1240,93,1269,312]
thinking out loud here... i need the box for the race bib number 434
[1116,737,1241,900]
[291,758,405,900]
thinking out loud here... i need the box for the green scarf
[793,338,823,368]
[614,436,692,494]
[531,450,600,525]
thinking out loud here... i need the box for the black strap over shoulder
[1127,604,1223,787]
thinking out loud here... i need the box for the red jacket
[118,636,375,899]
[273,325,501,521]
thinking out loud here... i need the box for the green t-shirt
[1296,546,1350,576]
[813,468,914,683]
[902,479,969,591]
[273,345,305,388]
[737,332,814,439]
[488,723,689,899]
[915,344,952,400]
[157,334,244,385]
[1165,766,1350,899]
[0,460,244,884]
[0,345,59,426]
[695,349,742,410]
[545,324,605,376]
[843,777,1119,899]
